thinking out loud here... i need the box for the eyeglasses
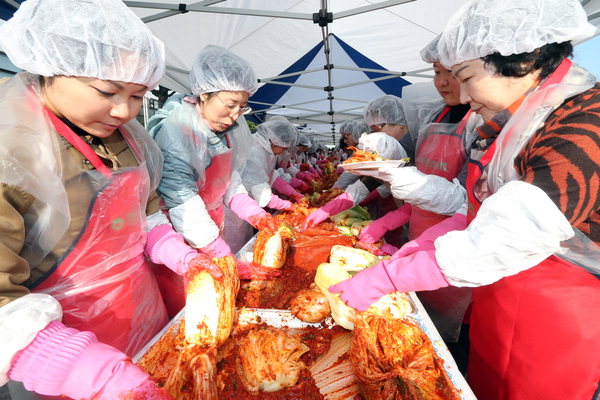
[215,94,252,115]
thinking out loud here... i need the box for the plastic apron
[33,110,168,356]
[411,108,472,342]
[155,135,234,317]
[465,60,600,399]
[410,107,468,239]
[199,139,234,229]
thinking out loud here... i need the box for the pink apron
[33,110,168,356]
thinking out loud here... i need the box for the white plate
[341,159,406,176]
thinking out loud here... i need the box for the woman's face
[433,61,461,106]
[341,133,358,147]
[199,90,250,132]
[42,76,147,138]
[270,143,287,155]
[451,59,538,122]
[369,123,408,141]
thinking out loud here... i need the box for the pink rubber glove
[145,224,197,275]
[329,213,467,311]
[397,212,467,255]
[273,177,304,202]
[229,193,268,225]
[266,194,293,210]
[200,236,232,258]
[301,193,354,230]
[9,321,172,400]
[380,243,399,255]
[359,204,412,243]
[290,178,311,193]
[329,249,449,311]
[295,171,318,183]
[307,166,322,177]
[358,189,382,206]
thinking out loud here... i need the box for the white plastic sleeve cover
[287,165,300,177]
[435,181,574,287]
[345,180,370,205]
[145,210,171,232]
[251,183,273,208]
[168,194,220,248]
[404,175,467,216]
[0,293,62,385]
[224,170,248,206]
[376,184,391,198]
[276,168,292,183]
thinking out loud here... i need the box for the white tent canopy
[123,0,600,144]
[2,0,600,143]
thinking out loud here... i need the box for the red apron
[33,111,168,356]
[409,108,468,239]
[465,115,600,398]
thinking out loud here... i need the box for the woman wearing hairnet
[339,119,369,148]
[331,0,600,398]
[363,95,411,143]
[148,46,277,264]
[331,120,371,190]
[302,132,405,236]
[0,0,186,398]
[357,36,480,344]
[226,118,302,251]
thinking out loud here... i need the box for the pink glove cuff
[273,177,302,201]
[289,177,304,189]
[9,321,97,395]
[200,236,231,258]
[267,195,292,210]
[382,203,412,231]
[383,249,449,293]
[229,193,267,224]
[380,243,399,255]
[322,192,354,215]
[145,224,197,275]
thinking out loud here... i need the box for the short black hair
[482,42,573,80]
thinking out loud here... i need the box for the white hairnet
[0,0,165,88]
[420,35,441,64]
[256,119,298,148]
[339,120,370,142]
[190,45,258,96]
[438,0,596,68]
[363,95,407,126]
[297,133,312,148]
[358,132,406,160]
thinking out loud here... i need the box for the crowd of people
[1,0,599,399]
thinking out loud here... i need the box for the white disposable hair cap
[339,120,370,142]
[363,95,407,126]
[0,0,165,88]
[190,45,258,96]
[297,133,311,148]
[420,35,441,64]
[438,0,596,68]
[358,132,404,160]
[256,119,298,148]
